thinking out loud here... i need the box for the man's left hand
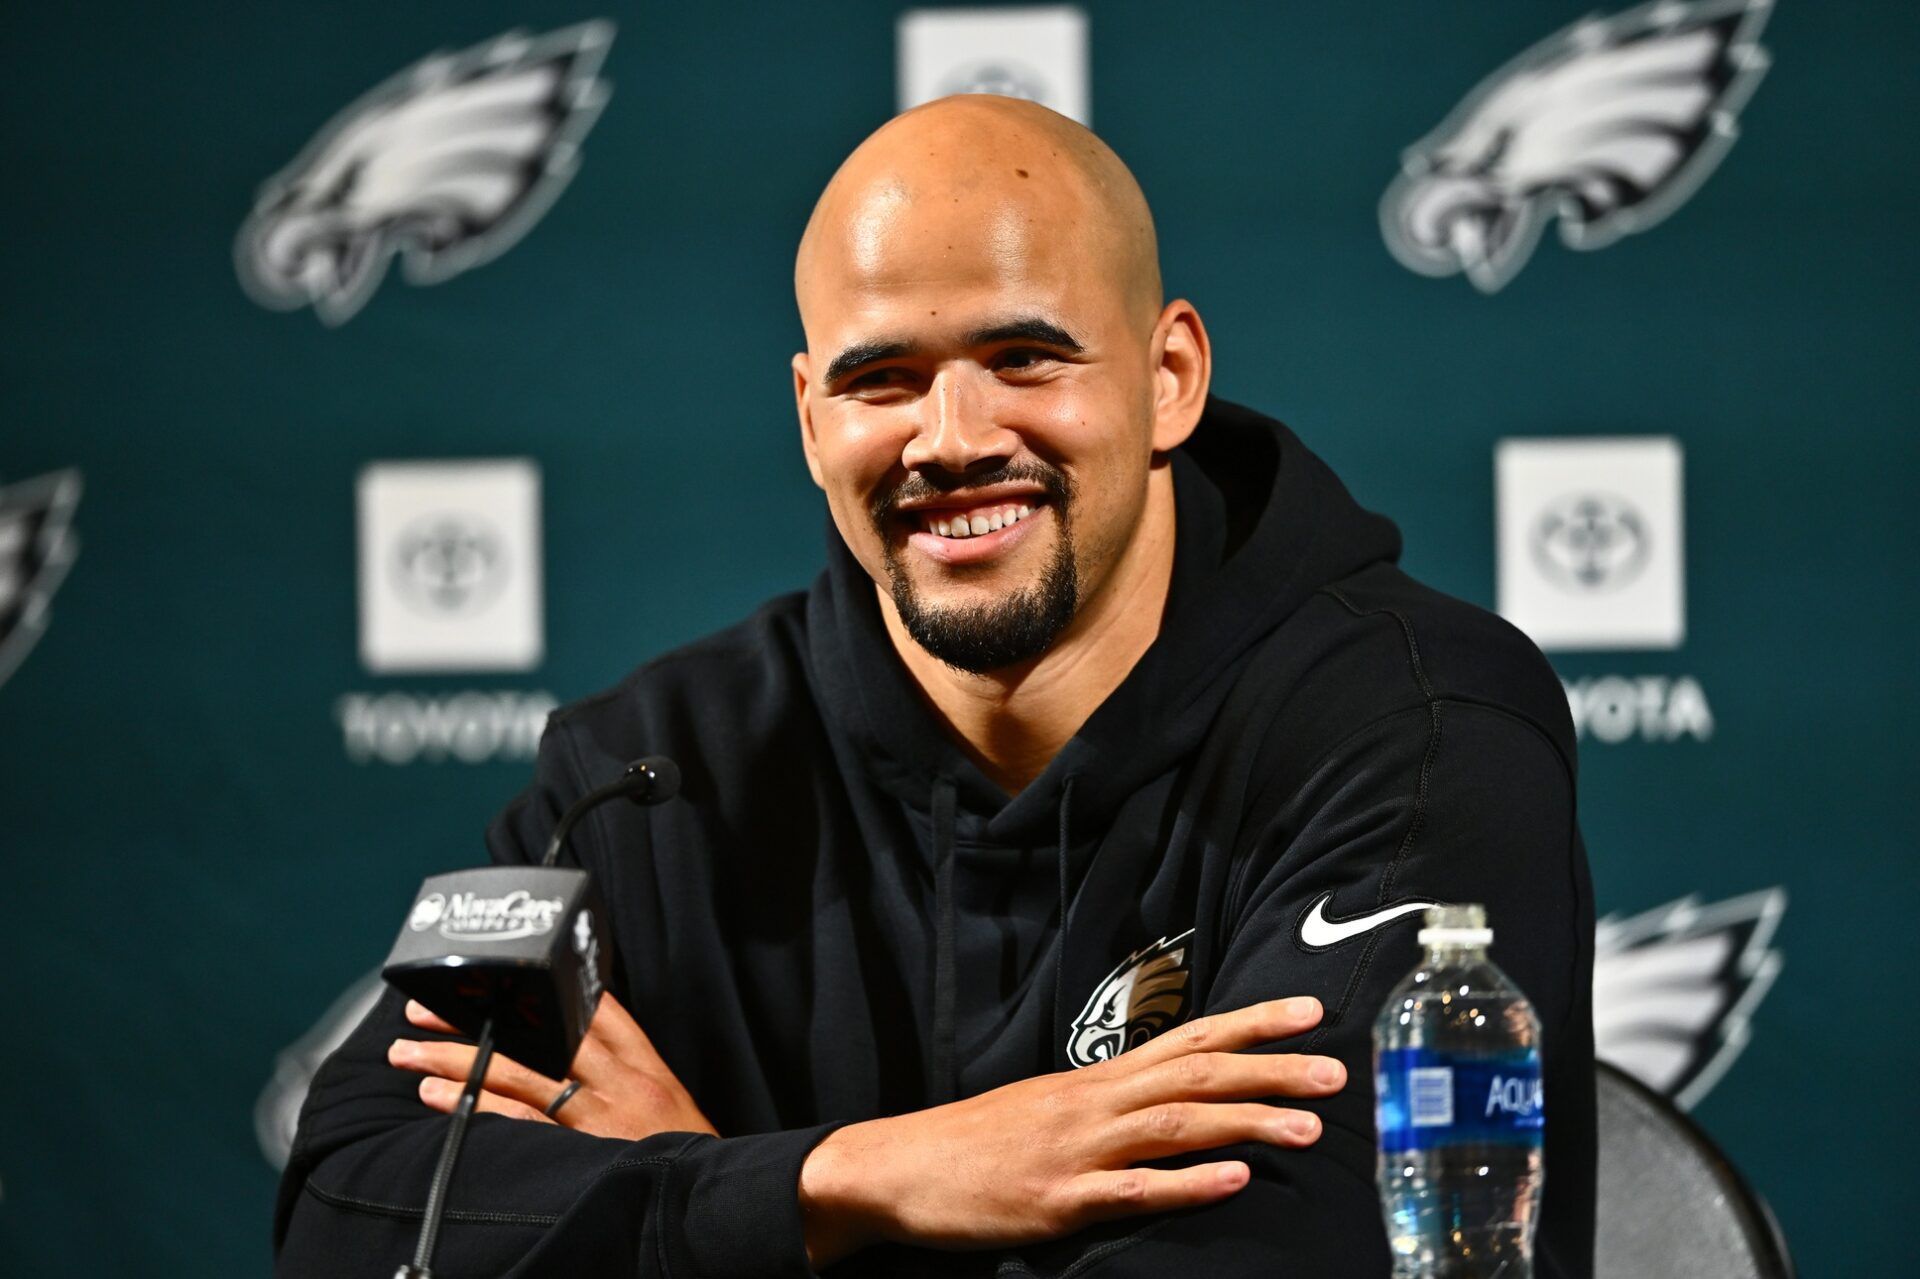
[387,992,719,1141]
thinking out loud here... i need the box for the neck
[879,463,1178,796]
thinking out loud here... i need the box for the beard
[872,459,1080,675]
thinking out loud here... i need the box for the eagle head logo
[1592,887,1784,1109]
[1381,0,1773,292]
[0,469,82,693]
[1066,928,1195,1068]
[235,21,615,325]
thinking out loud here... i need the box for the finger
[388,1038,565,1110]
[1067,1161,1251,1225]
[1114,1048,1346,1110]
[403,1000,461,1034]
[1102,997,1325,1075]
[417,1076,555,1125]
[1107,1102,1322,1161]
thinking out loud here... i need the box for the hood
[804,396,1402,842]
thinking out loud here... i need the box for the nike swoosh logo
[1296,892,1439,950]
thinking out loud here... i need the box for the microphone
[382,756,682,1079]
[382,755,681,1278]
[540,755,680,868]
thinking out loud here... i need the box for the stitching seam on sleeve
[303,1179,560,1227]
[304,1153,680,1229]
[990,1219,1172,1278]
[1304,588,1443,1049]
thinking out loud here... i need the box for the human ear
[792,352,827,490]
[1148,300,1212,453]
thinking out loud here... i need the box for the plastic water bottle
[1373,904,1544,1278]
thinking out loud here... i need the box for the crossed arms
[275,701,1591,1277]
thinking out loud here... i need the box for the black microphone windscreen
[626,755,681,804]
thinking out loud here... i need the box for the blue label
[1375,1047,1544,1153]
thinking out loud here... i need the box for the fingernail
[1286,1112,1319,1138]
[1287,997,1321,1020]
[1309,1058,1344,1087]
[420,1077,449,1102]
[387,1040,414,1065]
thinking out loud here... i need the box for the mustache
[869,459,1074,527]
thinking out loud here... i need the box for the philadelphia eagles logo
[1381,0,1773,292]
[236,21,615,325]
[254,968,386,1168]
[1066,928,1195,1068]
[0,469,82,693]
[1592,887,1784,1109]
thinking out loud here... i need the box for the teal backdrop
[2,1,1914,1272]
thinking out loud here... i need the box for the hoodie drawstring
[1051,775,1078,1073]
[930,775,958,1104]
[932,773,1079,1102]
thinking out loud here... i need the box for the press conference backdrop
[2,1,1911,1271]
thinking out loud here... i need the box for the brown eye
[998,345,1059,370]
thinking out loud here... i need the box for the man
[276,96,1595,1276]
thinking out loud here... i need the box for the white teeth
[920,502,1039,538]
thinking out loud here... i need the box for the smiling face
[793,97,1199,674]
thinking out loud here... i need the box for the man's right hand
[796,996,1345,1267]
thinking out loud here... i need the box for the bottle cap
[1417,902,1492,947]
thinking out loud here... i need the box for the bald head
[794,95,1161,334]
[786,95,1212,692]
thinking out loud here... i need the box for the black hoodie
[275,398,1595,1278]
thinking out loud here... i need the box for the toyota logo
[1530,493,1651,592]
[390,513,508,616]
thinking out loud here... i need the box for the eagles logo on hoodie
[1066,928,1195,1067]
[235,21,614,325]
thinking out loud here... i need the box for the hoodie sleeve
[271,724,844,1278]
[1032,699,1595,1279]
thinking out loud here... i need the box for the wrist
[798,1120,889,1269]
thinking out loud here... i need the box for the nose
[899,367,1019,475]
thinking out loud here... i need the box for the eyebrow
[821,315,1084,387]
[964,317,1082,351]
[823,339,917,387]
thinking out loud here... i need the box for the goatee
[873,461,1080,675]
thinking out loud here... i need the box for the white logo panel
[897,5,1090,124]
[1497,437,1684,651]
[357,459,543,673]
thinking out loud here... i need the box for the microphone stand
[538,761,665,868]
[387,755,679,1277]
[394,1018,497,1279]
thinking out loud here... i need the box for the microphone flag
[382,865,610,1079]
